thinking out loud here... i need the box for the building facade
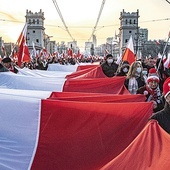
[25,9,56,56]
[119,9,140,54]
[26,9,45,50]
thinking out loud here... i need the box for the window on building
[125,39,128,43]
[125,19,128,24]
[36,39,39,43]
[33,30,35,33]
[33,19,35,24]
[129,19,132,24]
[129,31,132,33]
[29,19,31,24]
[37,19,39,24]
[134,20,136,24]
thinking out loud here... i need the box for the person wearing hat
[100,54,118,77]
[0,63,9,72]
[149,77,170,134]
[1,57,18,73]
[137,68,164,112]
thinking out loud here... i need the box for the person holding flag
[1,57,18,73]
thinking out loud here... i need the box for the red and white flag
[155,40,160,45]
[0,86,156,170]
[1,42,7,56]
[163,53,170,68]
[17,23,31,67]
[1,66,170,169]
[22,41,31,63]
[1,42,5,53]
[32,42,38,58]
[121,35,135,64]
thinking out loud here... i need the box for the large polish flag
[0,88,153,170]
[0,64,129,94]
[1,88,170,170]
[121,35,136,64]
[1,64,170,169]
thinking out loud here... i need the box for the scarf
[128,77,138,94]
[146,85,161,103]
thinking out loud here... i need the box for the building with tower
[25,9,55,56]
[119,9,139,54]
[26,9,45,50]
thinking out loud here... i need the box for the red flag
[122,35,135,64]
[67,48,73,57]
[22,42,31,63]
[16,23,27,46]
[17,23,30,67]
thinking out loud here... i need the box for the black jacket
[101,62,118,77]
[149,102,170,134]
[0,63,9,72]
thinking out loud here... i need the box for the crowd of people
[1,53,170,134]
[100,54,170,134]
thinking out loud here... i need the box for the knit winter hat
[147,68,160,83]
[163,77,170,98]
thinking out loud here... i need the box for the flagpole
[9,23,28,59]
[157,32,170,71]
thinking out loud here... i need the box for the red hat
[163,78,170,98]
[147,68,160,83]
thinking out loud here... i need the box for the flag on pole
[22,41,31,63]
[163,53,170,68]
[67,48,73,57]
[1,42,7,57]
[157,31,170,71]
[154,40,160,45]
[17,23,31,67]
[32,42,38,58]
[121,35,135,64]
[1,42,5,53]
